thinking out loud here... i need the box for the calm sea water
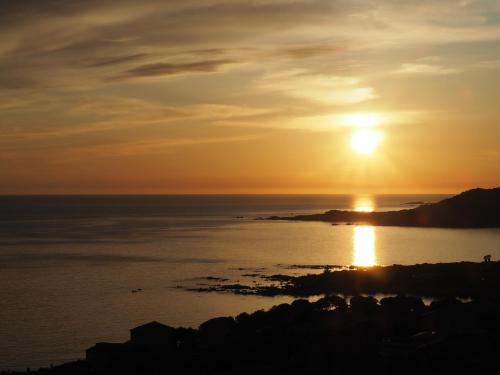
[2,195,500,370]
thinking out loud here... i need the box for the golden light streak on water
[353,225,377,266]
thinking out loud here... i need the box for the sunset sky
[2,0,500,194]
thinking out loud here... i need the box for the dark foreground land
[266,187,500,227]
[5,261,500,374]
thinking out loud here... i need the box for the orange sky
[1,1,500,194]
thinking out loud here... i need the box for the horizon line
[0,191,464,197]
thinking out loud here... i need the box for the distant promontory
[267,188,500,228]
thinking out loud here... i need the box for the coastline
[186,261,500,298]
[4,260,500,374]
[265,188,500,228]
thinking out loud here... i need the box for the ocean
[2,195,500,370]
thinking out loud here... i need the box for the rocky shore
[187,261,500,298]
[4,260,500,374]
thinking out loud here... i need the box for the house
[130,321,177,357]
[85,321,177,372]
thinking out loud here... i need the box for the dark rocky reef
[188,261,500,298]
[7,294,500,374]
[268,187,500,227]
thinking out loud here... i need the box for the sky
[1,0,500,194]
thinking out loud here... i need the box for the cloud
[113,59,235,80]
[1,0,500,167]
[93,135,260,156]
[470,59,500,70]
[77,53,149,68]
[1,0,500,92]
[395,63,461,75]
[272,45,342,59]
[0,95,275,148]
[257,70,376,105]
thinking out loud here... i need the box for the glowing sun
[351,129,382,155]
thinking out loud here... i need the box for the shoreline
[4,260,500,374]
[185,261,500,298]
[264,188,500,228]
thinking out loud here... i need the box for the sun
[351,129,382,155]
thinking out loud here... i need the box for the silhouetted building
[130,321,177,358]
[85,321,176,372]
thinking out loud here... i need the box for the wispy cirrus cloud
[256,69,376,105]
[77,53,149,68]
[112,59,236,80]
[395,63,461,75]
[1,0,499,89]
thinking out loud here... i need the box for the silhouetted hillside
[268,188,500,227]
[7,294,500,374]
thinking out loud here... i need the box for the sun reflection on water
[353,195,375,212]
[353,225,377,267]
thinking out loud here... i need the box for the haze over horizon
[2,0,500,194]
